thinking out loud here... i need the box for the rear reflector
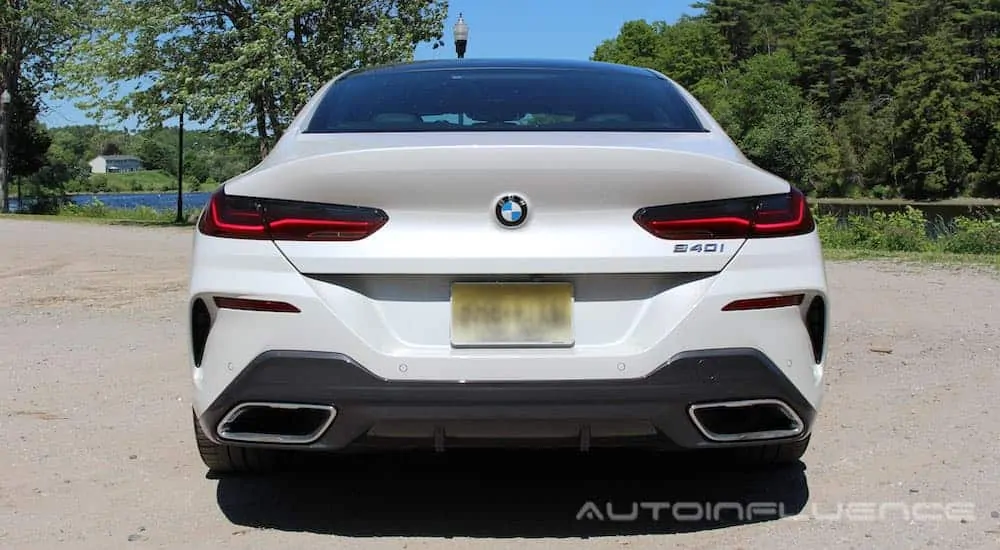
[198,187,388,241]
[214,297,301,313]
[634,188,814,240]
[722,294,805,311]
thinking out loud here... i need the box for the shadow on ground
[215,449,809,537]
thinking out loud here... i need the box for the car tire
[193,411,281,474]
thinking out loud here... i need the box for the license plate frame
[449,281,575,348]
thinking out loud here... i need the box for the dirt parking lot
[1,218,998,549]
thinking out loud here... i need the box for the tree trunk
[252,92,270,160]
[264,88,284,144]
[1,53,22,214]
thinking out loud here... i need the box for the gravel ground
[1,218,999,550]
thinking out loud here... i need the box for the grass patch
[812,197,1000,207]
[822,248,1000,270]
[58,199,201,225]
[3,198,199,226]
[1,213,113,225]
[0,212,195,227]
[62,170,210,194]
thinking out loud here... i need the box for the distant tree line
[5,120,260,204]
[46,125,259,186]
[593,0,1000,200]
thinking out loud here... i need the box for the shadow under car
[214,448,810,538]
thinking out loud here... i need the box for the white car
[189,58,829,473]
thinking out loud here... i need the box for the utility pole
[0,89,11,213]
[175,105,184,223]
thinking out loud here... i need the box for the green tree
[892,29,976,199]
[1,0,94,209]
[137,138,172,173]
[0,0,94,96]
[828,92,896,198]
[787,0,849,117]
[593,20,667,70]
[962,0,1000,195]
[974,131,1000,196]
[57,0,448,160]
[593,0,1000,200]
[101,142,122,156]
[591,15,734,120]
[7,86,51,180]
[693,0,757,61]
[712,52,836,192]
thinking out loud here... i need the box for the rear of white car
[188,59,829,473]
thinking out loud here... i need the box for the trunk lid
[224,136,790,275]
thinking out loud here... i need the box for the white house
[89,155,144,174]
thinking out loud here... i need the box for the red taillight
[198,187,388,241]
[634,188,814,240]
[722,294,805,311]
[214,296,301,313]
[197,192,267,239]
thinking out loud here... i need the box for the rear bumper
[197,347,816,452]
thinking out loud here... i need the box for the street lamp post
[453,15,469,127]
[0,89,11,214]
[176,105,185,224]
[453,14,469,59]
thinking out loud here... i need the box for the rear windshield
[303,67,707,133]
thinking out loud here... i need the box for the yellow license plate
[450,282,574,347]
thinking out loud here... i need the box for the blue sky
[39,0,698,129]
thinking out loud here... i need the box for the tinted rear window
[304,67,707,133]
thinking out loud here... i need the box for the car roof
[345,58,661,79]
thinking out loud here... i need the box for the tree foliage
[101,142,122,156]
[594,0,1000,200]
[6,86,51,179]
[56,0,448,159]
[0,0,95,95]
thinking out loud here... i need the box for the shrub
[27,197,65,215]
[129,205,163,221]
[873,207,929,251]
[63,199,110,218]
[813,210,857,249]
[842,206,929,252]
[87,201,111,217]
[89,174,111,193]
[814,205,1000,256]
[64,179,86,194]
[941,217,1000,254]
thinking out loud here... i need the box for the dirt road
[1,218,998,549]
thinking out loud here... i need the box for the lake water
[10,192,214,212]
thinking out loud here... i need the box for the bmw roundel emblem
[495,195,528,227]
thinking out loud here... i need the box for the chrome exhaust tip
[216,402,336,444]
[688,399,804,442]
